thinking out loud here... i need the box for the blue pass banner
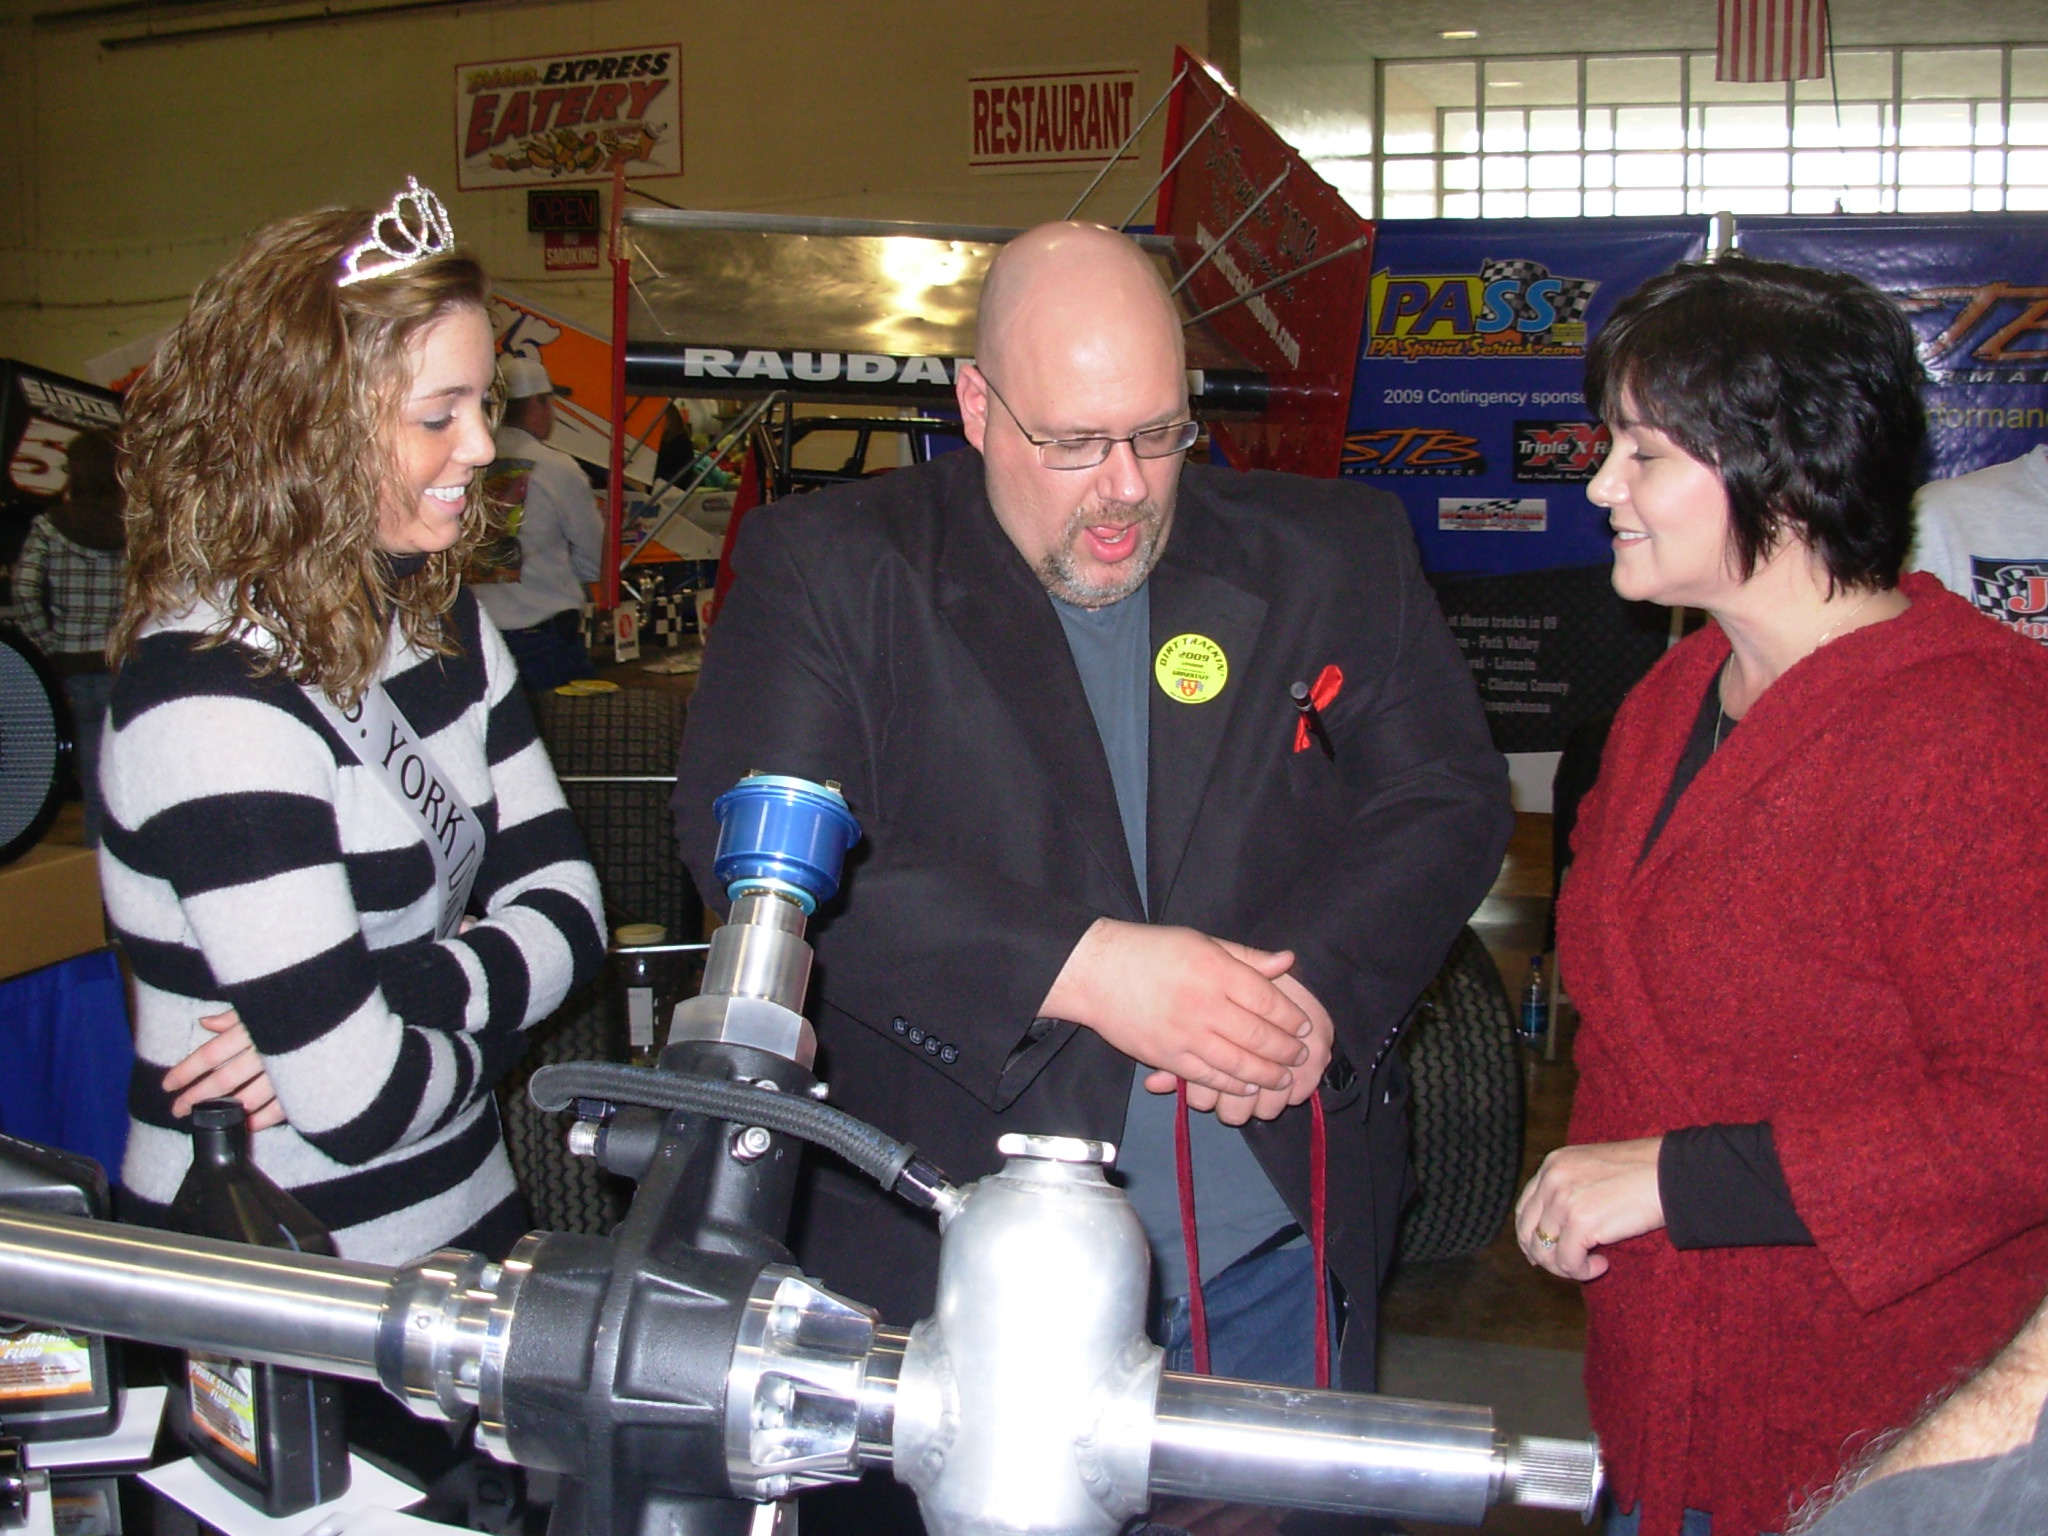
[1734,215,2048,480]
[1345,217,1707,579]
[1343,220,1705,754]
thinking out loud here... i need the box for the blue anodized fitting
[711,774,862,916]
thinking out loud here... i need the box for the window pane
[1794,103,1884,148]
[1691,57,1785,104]
[1382,157,1437,192]
[1700,104,1790,149]
[1482,155,1528,189]
[1584,189,1617,216]
[1443,156,1480,190]
[1384,61,1475,153]
[1615,152,1684,187]
[1529,190,1583,217]
[1899,185,1973,211]
[1702,150,1791,186]
[1530,153,1582,188]
[1483,111,1527,152]
[2015,49,2048,98]
[1530,109,1581,152]
[1899,147,1975,185]
[1482,191,1530,217]
[1588,55,1679,104]
[1616,188,1685,215]
[1700,187,1791,214]
[1796,50,1893,102]
[1383,193,1441,220]
[1901,101,1974,147]
[1901,49,2001,100]
[1585,111,1615,152]
[1442,192,1480,218]
[1583,153,1615,188]
[1487,58,1578,106]
[1444,110,1479,154]
[2011,186,2048,210]
[1976,104,2006,147]
[1793,149,1882,186]
[1974,187,2007,212]
[1794,184,1886,213]
[2013,104,2048,147]
[1617,107,1683,150]
[2011,148,2048,183]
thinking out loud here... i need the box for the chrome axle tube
[0,1202,1599,1532]
[1151,1373,1601,1523]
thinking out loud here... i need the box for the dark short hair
[1584,256,1926,591]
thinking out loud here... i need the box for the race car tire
[1396,926,1525,1263]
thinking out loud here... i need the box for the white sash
[306,683,485,938]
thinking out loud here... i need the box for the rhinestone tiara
[337,176,456,288]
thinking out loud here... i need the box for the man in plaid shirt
[14,428,126,845]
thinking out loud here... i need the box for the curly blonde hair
[113,204,497,705]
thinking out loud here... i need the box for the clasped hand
[1042,919,1334,1126]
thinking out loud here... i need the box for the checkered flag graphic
[1480,258,1599,325]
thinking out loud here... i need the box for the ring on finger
[1535,1229,1558,1249]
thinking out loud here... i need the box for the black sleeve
[1661,1122,1816,1249]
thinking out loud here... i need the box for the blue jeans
[500,614,595,693]
[1154,1241,1339,1386]
[62,671,114,848]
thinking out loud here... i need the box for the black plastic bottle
[0,1133,123,1441]
[166,1101,349,1516]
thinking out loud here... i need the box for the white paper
[141,1454,422,1536]
[25,1386,167,1469]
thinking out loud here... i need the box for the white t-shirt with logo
[1911,444,2048,645]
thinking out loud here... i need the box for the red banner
[1152,48,1373,479]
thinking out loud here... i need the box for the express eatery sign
[456,45,682,191]
[969,66,1140,173]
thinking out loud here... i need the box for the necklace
[1712,659,1729,751]
[1814,589,1880,649]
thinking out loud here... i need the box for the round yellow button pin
[1154,633,1228,704]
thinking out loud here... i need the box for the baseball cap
[500,355,571,401]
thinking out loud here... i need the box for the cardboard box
[0,842,106,982]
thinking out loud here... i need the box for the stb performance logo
[1514,420,1611,482]
[1969,556,2048,641]
[1342,426,1484,476]
[1369,258,1599,360]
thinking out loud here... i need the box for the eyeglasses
[978,372,1199,471]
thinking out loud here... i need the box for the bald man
[675,223,1509,1398]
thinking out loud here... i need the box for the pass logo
[1514,420,1611,482]
[1368,258,1599,360]
[1341,426,1484,476]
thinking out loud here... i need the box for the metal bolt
[808,1081,831,1100]
[566,1120,602,1159]
[731,1125,774,1162]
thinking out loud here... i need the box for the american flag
[1717,0,1830,82]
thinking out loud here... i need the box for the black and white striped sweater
[100,590,605,1262]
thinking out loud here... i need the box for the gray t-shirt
[1049,589,1295,1298]
[1802,1394,2048,1536]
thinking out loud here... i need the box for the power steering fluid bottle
[0,1133,123,1440]
[167,1100,349,1516]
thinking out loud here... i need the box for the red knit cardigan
[1560,574,2048,1536]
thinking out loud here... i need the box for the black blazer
[674,448,1510,1387]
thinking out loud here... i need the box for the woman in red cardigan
[1514,258,2048,1536]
